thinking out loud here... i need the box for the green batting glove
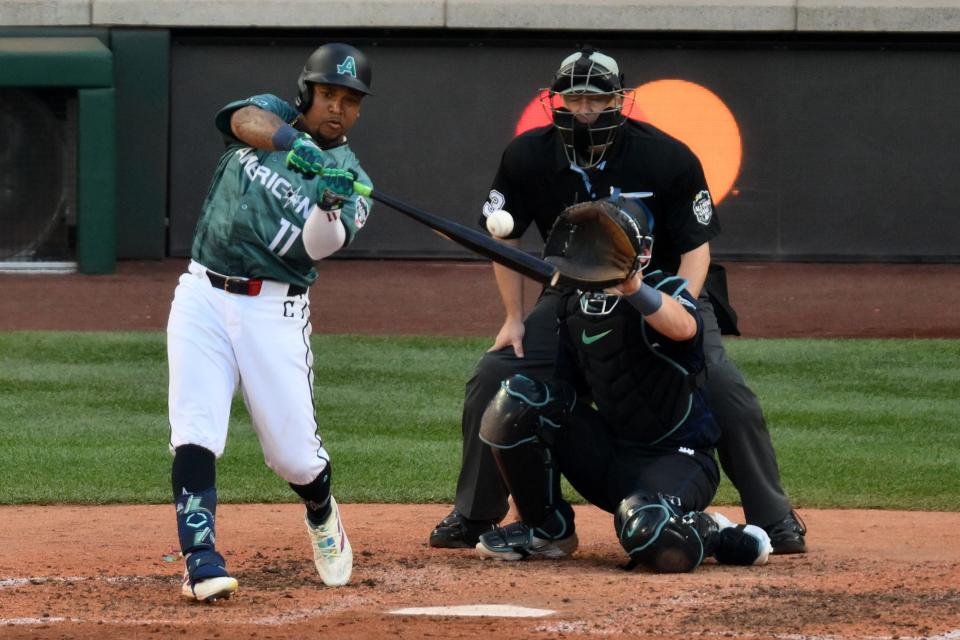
[286,133,327,175]
[320,168,356,197]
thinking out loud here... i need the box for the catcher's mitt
[543,200,651,290]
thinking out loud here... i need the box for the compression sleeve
[302,206,347,260]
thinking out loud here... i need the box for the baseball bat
[352,182,559,286]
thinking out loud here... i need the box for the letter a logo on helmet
[337,56,358,78]
[296,43,373,112]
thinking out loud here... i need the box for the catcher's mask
[540,49,634,169]
[543,200,654,290]
[296,43,373,112]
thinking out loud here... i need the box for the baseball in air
[486,209,514,238]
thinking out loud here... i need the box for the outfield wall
[2,1,959,265]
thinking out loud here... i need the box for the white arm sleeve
[302,205,347,260]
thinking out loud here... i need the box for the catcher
[475,200,772,572]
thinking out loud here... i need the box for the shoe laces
[769,510,807,536]
[790,510,807,535]
[311,517,345,560]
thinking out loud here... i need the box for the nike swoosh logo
[581,329,613,345]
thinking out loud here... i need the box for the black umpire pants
[453,288,793,527]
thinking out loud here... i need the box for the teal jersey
[191,94,373,287]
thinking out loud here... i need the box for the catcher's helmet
[296,43,373,112]
[542,48,632,168]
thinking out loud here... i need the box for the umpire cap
[296,43,373,111]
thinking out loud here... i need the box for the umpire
[429,47,806,554]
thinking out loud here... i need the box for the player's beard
[313,123,345,147]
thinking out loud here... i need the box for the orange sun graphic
[514,80,742,204]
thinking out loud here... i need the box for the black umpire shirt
[477,121,721,275]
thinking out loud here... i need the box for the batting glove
[320,168,356,198]
[286,133,328,175]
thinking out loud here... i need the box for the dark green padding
[0,37,115,273]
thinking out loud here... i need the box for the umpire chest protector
[560,272,706,446]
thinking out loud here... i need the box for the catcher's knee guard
[479,374,574,448]
[615,493,705,573]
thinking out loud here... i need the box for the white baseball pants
[167,261,329,485]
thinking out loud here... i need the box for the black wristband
[625,284,663,316]
[272,123,300,151]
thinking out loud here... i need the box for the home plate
[389,605,555,618]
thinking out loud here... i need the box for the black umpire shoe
[764,510,807,554]
[429,509,498,549]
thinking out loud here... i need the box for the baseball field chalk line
[0,576,89,588]
[533,625,960,640]
[0,618,69,625]
[0,575,155,589]
[389,605,555,617]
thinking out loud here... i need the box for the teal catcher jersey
[191,94,373,287]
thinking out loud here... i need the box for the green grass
[0,332,957,510]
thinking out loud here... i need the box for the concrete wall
[2,0,960,32]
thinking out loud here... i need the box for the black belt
[205,271,307,297]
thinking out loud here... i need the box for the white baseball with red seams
[485,209,514,238]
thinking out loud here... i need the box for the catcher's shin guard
[479,375,574,530]
[615,493,705,573]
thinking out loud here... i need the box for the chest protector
[562,272,699,446]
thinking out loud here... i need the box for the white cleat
[305,496,353,586]
[180,571,238,602]
[708,511,736,530]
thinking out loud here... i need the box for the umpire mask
[542,49,632,169]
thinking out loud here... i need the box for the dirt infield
[1,504,959,640]
[2,259,959,639]
[2,259,959,337]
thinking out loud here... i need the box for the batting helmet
[296,43,373,112]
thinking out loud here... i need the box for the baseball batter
[167,43,374,602]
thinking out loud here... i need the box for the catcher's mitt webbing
[543,201,644,290]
